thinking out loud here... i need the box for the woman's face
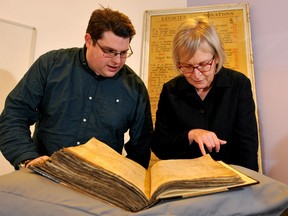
[178,49,218,91]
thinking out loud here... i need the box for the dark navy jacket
[151,67,259,171]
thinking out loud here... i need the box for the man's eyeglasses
[178,57,214,75]
[96,41,133,59]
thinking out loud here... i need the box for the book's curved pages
[30,137,258,212]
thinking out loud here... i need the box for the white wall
[0,0,186,175]
[1,0,288,185]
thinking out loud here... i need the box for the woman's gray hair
[172,16,226,73]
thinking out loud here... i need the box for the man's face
[85,31,131,77]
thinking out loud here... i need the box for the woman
[151,17,259,171]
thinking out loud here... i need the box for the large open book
[30,137,258,212]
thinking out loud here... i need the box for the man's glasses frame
[95,41,133,59]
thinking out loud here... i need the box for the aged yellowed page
[149,154,244,200]
[65,137,151,200]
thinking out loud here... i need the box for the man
[0,7,153,169]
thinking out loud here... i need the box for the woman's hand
[188,129,227,155]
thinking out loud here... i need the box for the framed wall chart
[141,3,262,172]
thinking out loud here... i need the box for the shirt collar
[176,67,230,97]
[213,67,230,88]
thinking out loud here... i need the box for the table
[0,165,287,216]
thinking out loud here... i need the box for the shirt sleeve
[231,76,259,171]
[124,83,153,169]
[151,84,196,159]
[0,55,49,168]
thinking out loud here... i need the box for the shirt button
[77,141,80,145]
[199,109,205,114]
[83,118,87,122]
[89,96,92,100]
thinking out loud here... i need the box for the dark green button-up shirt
[0,47,153,169]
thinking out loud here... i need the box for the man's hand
[25,156,50,168]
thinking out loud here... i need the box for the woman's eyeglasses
[178,57,214,75]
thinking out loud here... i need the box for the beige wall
[1,0,288,185]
